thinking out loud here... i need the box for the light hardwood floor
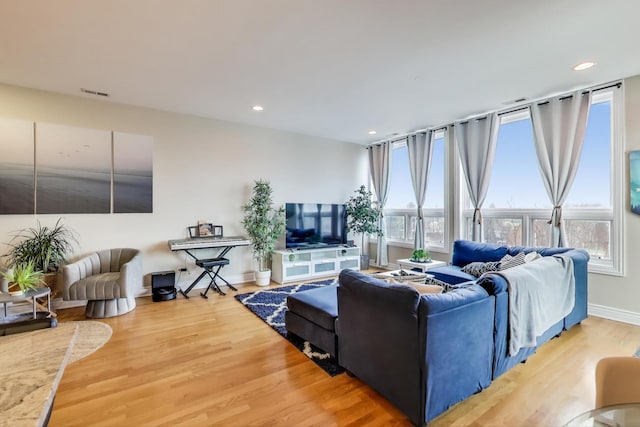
[51,280,640,427]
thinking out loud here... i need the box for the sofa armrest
[420,284,489,314]
[476,273,509,295]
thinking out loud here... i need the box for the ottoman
[285,284,338,357]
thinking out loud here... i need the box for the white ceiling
[2,0,640,144]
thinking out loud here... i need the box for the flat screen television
[285,203,347,249]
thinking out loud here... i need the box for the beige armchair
[595,356,640,408]
[62,248,142,318]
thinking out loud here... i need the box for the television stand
[272,246,360,284]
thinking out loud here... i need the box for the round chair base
[85,296,136,318]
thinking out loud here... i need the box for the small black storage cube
[151,271,177,302]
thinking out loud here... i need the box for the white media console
[271,246,360,284]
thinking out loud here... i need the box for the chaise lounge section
[429,240,589,379]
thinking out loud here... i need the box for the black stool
[180,257,236,298]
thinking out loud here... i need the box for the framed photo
[188,223,223,238]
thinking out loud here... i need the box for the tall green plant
[345,185,383,248]
[4,218,77,273]
[242,180,286,271]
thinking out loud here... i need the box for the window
[384,129,448,250]
[460,85,623,274]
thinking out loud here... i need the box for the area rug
[58,321,113,363]
[235,279,344,376]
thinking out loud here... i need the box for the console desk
[168,235,249,298]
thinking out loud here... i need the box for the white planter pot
[255,270,271,286]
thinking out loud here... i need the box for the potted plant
[1,261,45,296]
[3,218,77,293]
[345,185,383,270]
[242,180,286,286]
[411,248,430,263]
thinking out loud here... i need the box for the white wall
[587,74,640,323]
[0,83,368,292]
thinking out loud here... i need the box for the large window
[461,86,622,274]
[384,130,447,250]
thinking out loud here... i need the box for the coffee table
[371,269,433,283]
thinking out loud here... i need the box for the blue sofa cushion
[429,265,477,285]
[507,246,569,257]
[451,240,509,267]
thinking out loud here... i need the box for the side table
[396,259,446,273]
[0,287,57,335]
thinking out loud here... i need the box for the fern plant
[4,218,77,273]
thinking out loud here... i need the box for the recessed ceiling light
[252,105,264,111]
[573,62,596,71]
[368,130,377,135]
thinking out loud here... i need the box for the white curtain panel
[530,90,591,247]
[407,131,434,250]
[454,113,499,241]
[368,141,391,266]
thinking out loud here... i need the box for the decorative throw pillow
[524,251,542,263]
[461,261,501,277]
[500,252,526,270]
[425,276,457,293]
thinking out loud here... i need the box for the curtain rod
[494,81,622,118]
[367,80,621,147]
[367,125,449,147]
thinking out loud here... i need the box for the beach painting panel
[113,132,153,213]
[0,117,35,214]
[631,150,640,215]
[36,122,111,214]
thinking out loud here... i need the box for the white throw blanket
[490,254,575,356]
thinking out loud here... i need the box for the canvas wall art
[630,150,640,215]
[0,117,35,214]
[35,122,112,214]
[113,132,153,213]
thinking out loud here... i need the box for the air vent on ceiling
[81,88,110,97]
[503,97,527,105]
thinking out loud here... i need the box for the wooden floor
[50,280,640,427]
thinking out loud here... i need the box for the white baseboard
[588,303,640,326]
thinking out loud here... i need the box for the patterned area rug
[235,279,344,376]
[59,321,113,363]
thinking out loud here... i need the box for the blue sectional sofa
[335,240,589,426]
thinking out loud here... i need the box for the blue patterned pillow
[461,261,501,277]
